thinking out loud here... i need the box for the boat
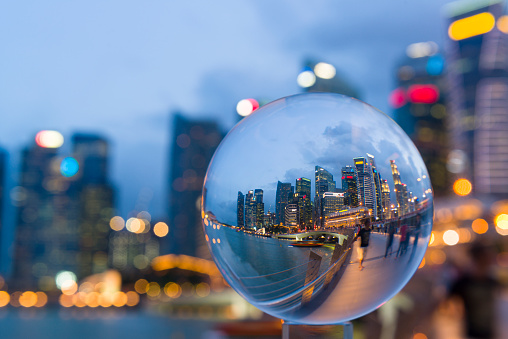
[289,241,323,247]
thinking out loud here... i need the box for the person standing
[355,218,372,270]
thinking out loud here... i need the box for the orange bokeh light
[453,178,472,196]
[472,218,489,234]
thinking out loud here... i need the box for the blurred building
[166,114,223,259]
[390,41,450,195]
[108,222,161,280]
[13,132,79,290]
[12,132,115,290]
[0,148,6,268]
[445,0,508,195]
[297,60,361,98]
[71,134,114,278]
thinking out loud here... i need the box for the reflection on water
[202,93,434,324]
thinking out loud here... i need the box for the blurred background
[0,0,507,338]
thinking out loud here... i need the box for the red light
[341,176,345,180]
[247,99,259,111]
[347,176,353,179]
[389,88,406,108]
[408,84,439,104]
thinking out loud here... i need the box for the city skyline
[235,156,417,232]
[204,93,432,228]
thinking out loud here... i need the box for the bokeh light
[406,41,438,58]
[471,218,488,234]
[497,15,508,33]
[443,230,459,246]
[297,69,316,88]
[313,62,336,79]
[448,12,495,41]
[153,222,169,237]
[453,178,472,196]
[60,157,79,177]
[126,218,144,233]
[389,88,406,108]
[109,216,125,231]
[35,130,64,148]
[55,271,77,290]
[0,291,10,307]
[134,279,148,294]
[19,291,37,307]
[236,99,259,117]
[495,213,508,229]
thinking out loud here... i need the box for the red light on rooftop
[389,88,406,108]
[408,85,439,104]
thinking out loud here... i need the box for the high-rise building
[322,192,345,219]
[109,223,160,280]
[295,177,312,230]
[13,133,80,290]
[275,181,292,225]
[367,154,383,219]
[390,41,449,195]
[445,0,508,195]
[381,179,392,219]
[72,134,114,278]
[284,202,299,228]
[167,114,223,258]
[315,166,336,227]
[244,190,256,230]
[254,189,264,230]
[391,160,409,216]
[237,191,245,228]
[354,157,376,216]
[341,165,359,207]
[263,211,276,230]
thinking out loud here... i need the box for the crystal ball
[202,93,433,324]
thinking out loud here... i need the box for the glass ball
[202,93,433,324]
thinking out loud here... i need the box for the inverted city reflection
[202,93,433,324]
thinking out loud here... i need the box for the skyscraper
[367,154,383,219]
[391,160,408,216]
[354,157,376,216]
[245,190,256,230]
[341,165,359,207]
[322,192,345,219]
[295,177,312,230]
[390,41,449,195]
[381,179,392,219]
[167,114,223,258]
[72,134,114,278]
[237,191,245,228]
[254,189,264,230]
[275,181,292,225]
[315,166,336,227]
[445,0,508,195]
[13,132,80,290]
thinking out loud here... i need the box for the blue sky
[0,0,451,219]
